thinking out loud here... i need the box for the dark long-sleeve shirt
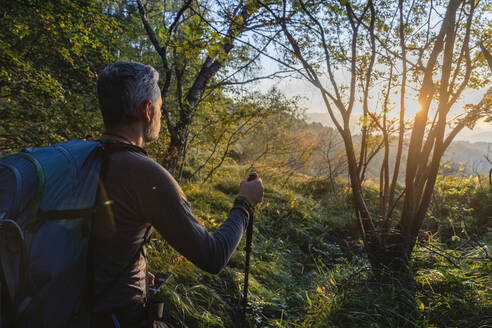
[91,144,249,311]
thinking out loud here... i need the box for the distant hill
[305,112,492,175]
[443,141,491,173]
[454,131,492,143]
[306,112,492,142]
[305,112,334,127]
[305,112,361,133]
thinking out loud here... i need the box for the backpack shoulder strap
[89,142,152,308]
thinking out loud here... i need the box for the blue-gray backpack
[0,139,104,327]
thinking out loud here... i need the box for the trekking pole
[242,172,257,323]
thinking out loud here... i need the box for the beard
[144,114,161,142]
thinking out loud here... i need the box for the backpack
[0,139,103,327]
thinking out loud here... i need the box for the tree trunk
[163,135,182,174]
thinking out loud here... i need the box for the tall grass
[146,167,492,327]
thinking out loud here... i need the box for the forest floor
[147,165,492,328]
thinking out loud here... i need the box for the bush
[427,175,492,240]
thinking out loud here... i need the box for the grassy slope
[147,166,492,328]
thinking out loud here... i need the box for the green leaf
[417,299,425,312]
[305,291,312,306]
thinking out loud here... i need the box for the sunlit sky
[252,57,492,142]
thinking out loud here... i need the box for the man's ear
[139,101,152,123]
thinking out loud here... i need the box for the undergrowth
[146,167,492,327]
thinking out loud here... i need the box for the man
[90,62,264,327]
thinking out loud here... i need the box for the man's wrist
[233,196,254,217]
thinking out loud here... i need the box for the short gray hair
[97,61,160,127]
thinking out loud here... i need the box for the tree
[135,0,278,175]
[186,88,300,182]
[485,144,492,187]
[255,0,491,272]
[316,128,348,194]
[0,0,119,154]
[243,110,319,183]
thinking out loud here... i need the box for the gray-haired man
[90,62,263,327]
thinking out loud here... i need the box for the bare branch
[480,41,492,71]
[206,70,293,89]
[136,0,165,57]
[167,0,193,41]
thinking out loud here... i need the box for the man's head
[97,61,162,142]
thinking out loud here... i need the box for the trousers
[91,300,171,328]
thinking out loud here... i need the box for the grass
[146,166,492,327]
